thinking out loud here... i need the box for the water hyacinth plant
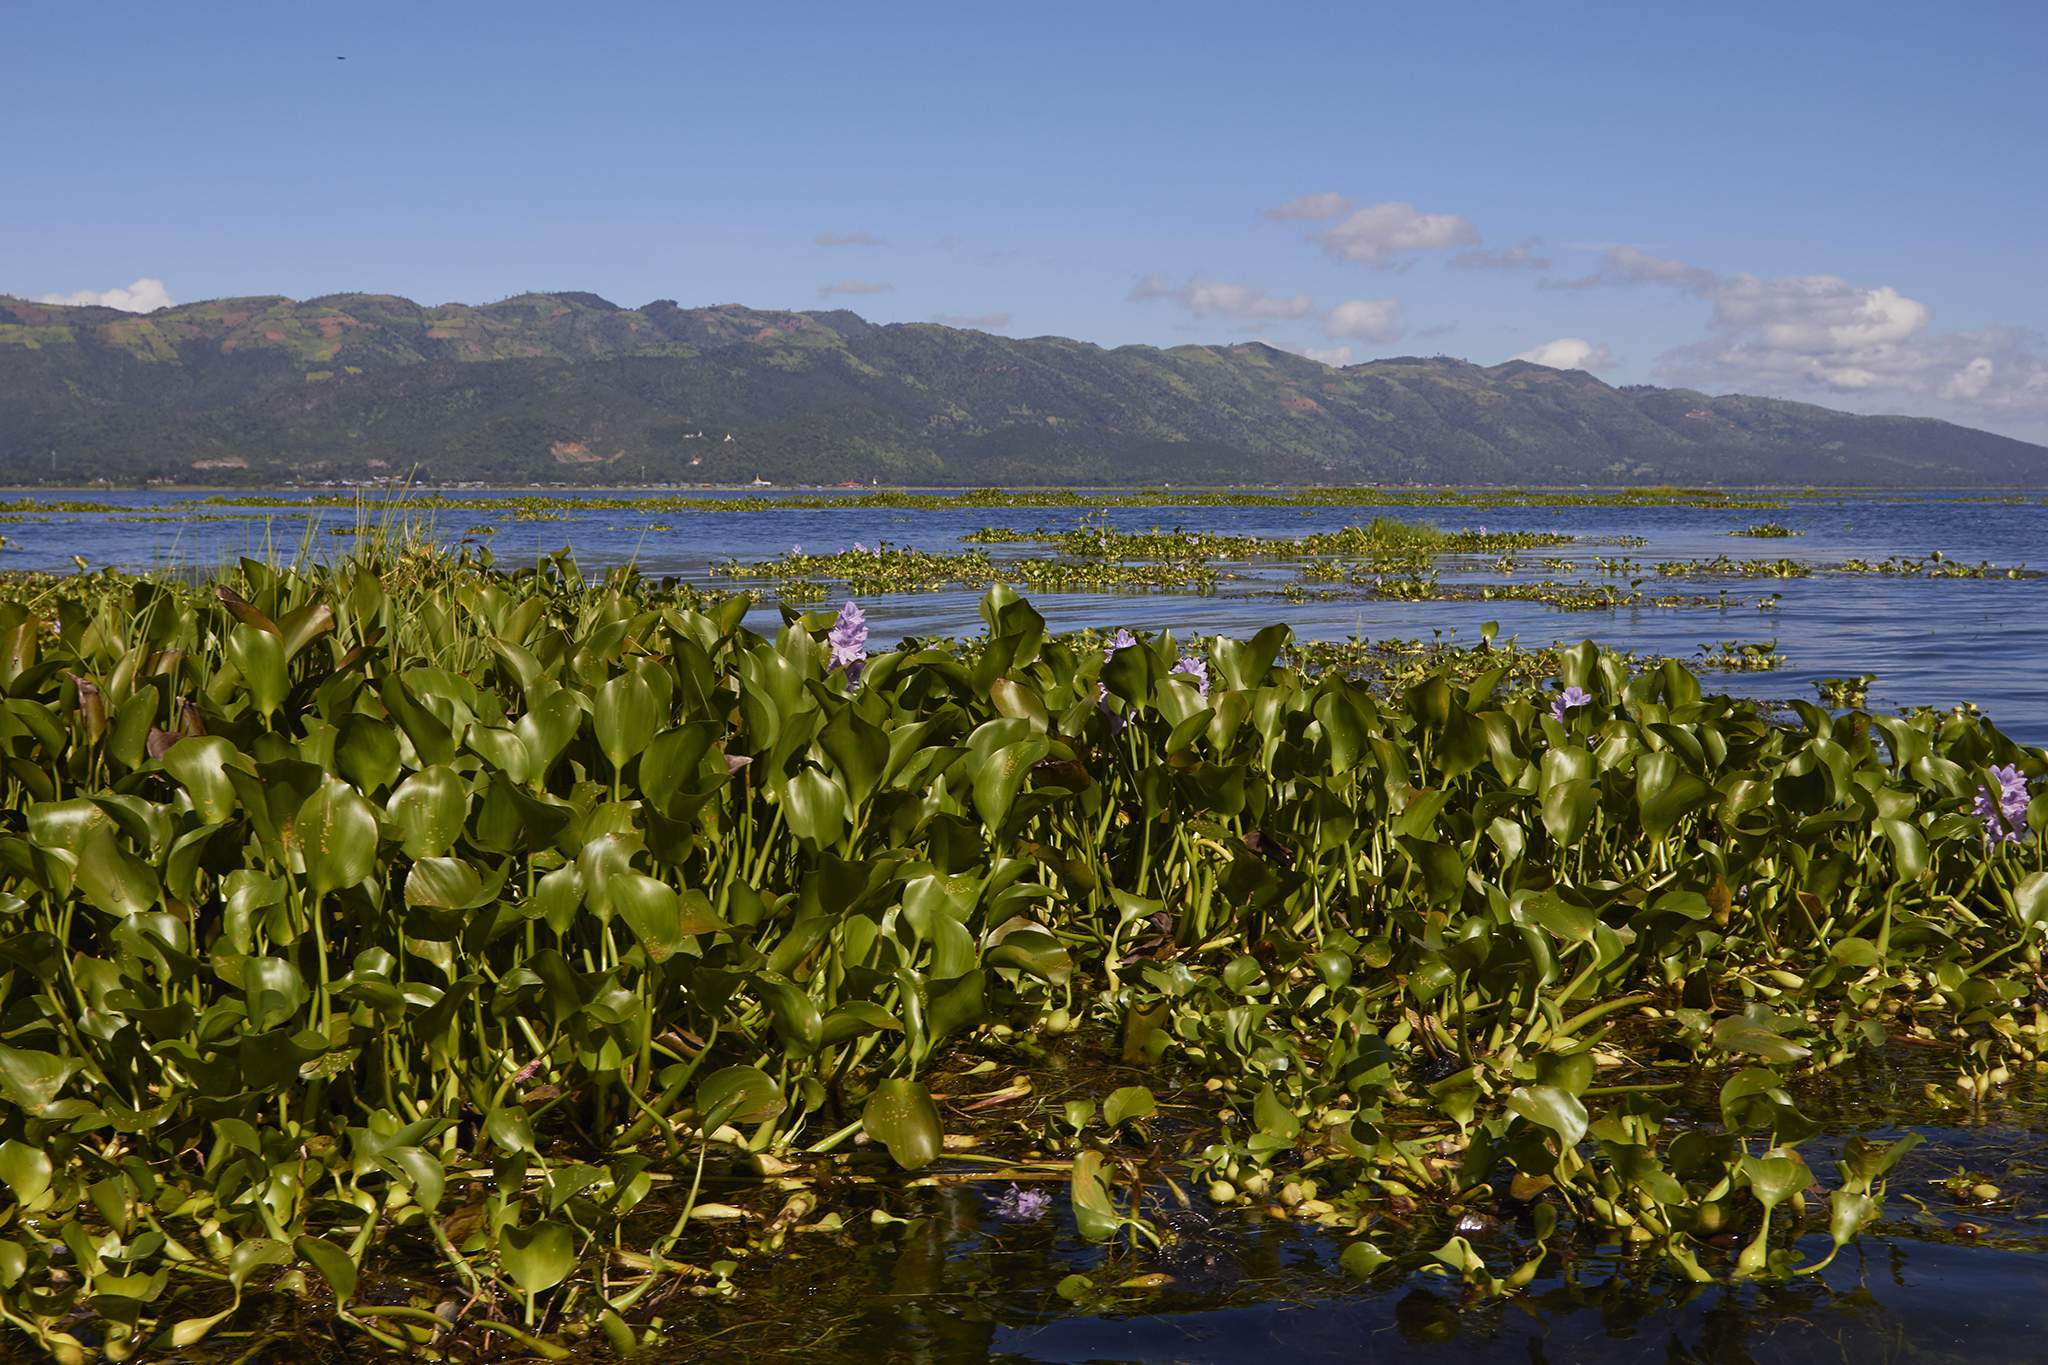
[0,536,2040,1358]
[1976,763,2032,844]
[828,598,869,684]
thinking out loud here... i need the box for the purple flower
[1549,685,1593,723]
[852,541,869,554]
[989,1183,1052,1221]
[1975,764,2032,845]
[790,543,803,555]
[828,599,868,683]
[1171,652,1211,699]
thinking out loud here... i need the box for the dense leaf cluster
[0,544,2042,1357]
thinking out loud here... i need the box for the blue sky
[7,0,2046,439]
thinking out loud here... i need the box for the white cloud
[1562,245,2048,420]
[1324,298,1406,343]
[1128,274,1312,320]
[1510,337,1614,371]
[1942,356,1994,401]
[1451,243,1551,272]
[1709,275,1929,352]
[817,280,892,299]
[1263,192,1349,222]
[929,311,1011,329]
[1546,245,1717,294]
[33,277,173,312]
[1314,202,1478,266]
[816,231,883,247]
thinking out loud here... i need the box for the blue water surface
[5,487,2043,742]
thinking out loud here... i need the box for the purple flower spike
[1975,763,2032,845]
[828,599,868,684]
[1171,652,1211,699]
[1550,685,1593,723]
[990,1183,1052,1221]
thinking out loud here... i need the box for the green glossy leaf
[500,1219,576,1293]
[1505,1084,1588,1151]
[1541,778,1597,848]
[987,927,1072,984]
[227,622,287,719]
[1102,1085,1156,1129]
[404,857,489,910]
[1068,1149,1121,1243]
[1340,1241,1390,1277]
[1742,1152,1812,1210]
[781,767,847,848]
[485,1105,539,1154]
[386,765,469,858]
[297,777,380,898]
[820,1001,903,1045]
[336,712,402,792]
[1827,1189,1876,1248]
[161,735,242,825]
[1252,1083,1300,1142]
[595,672,659,775]
[2012,870,2048,933]
[613,872,689,963]
[820,704,890,805]
[1712,1014,1812,1065]
[972,737,1050,831]
[294,1234,358,1304]
[759,974,824,1055]
[862,1078,944,1170]
[697,1066,786,1130]
[0,1139,53,1207]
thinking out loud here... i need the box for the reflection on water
[653,1187,2046,1364]
[651,1054,2046,1363]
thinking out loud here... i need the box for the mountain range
[1,291,2041,486]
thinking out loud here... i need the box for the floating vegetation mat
[0,541,2042,1359]
[180,487,1813,515]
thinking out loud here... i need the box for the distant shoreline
[3,481,2048,496]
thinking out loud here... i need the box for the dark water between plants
[637,1045,2048,1365]
[6,488,2046,742]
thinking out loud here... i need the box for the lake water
[8,487,2044,742]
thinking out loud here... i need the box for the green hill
[1,291,2041,485]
